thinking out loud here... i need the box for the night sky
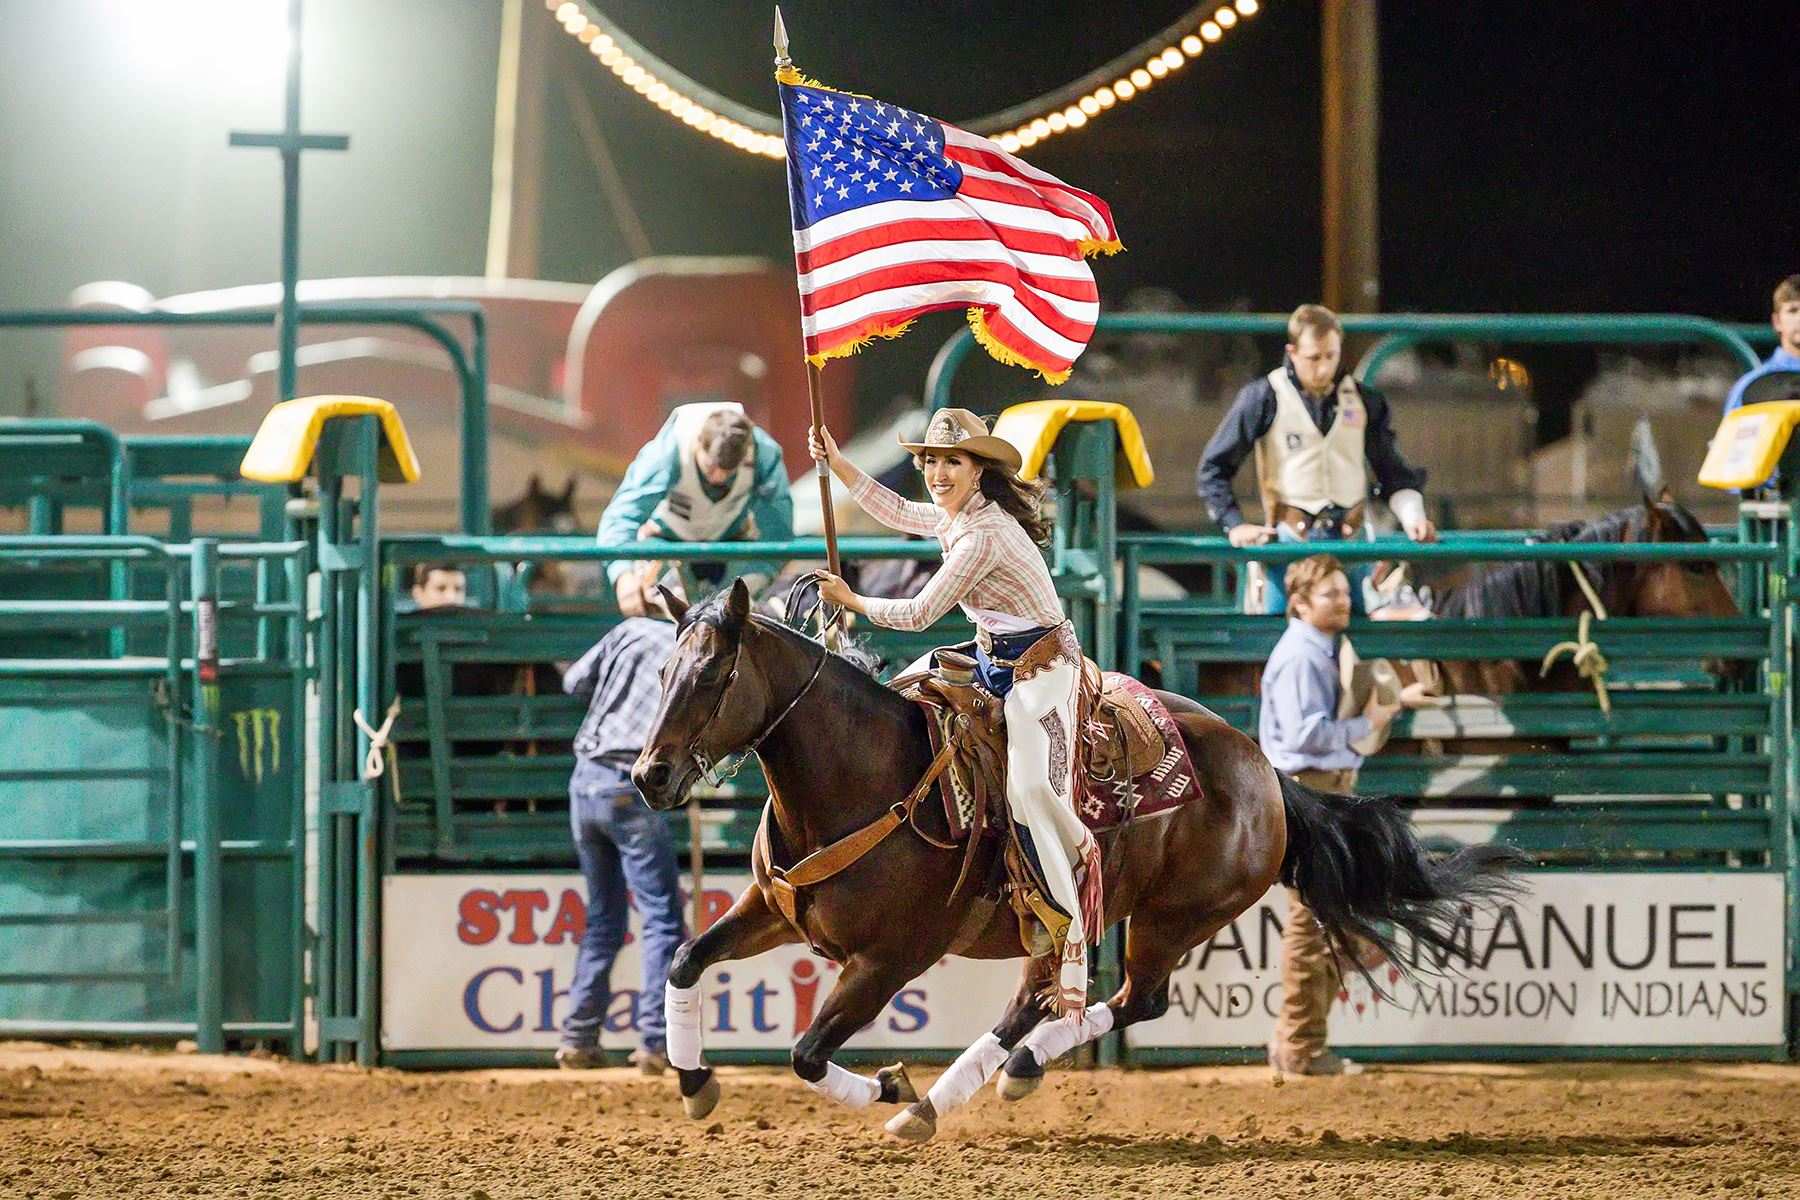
[555,2,1797,319]
[2,2,1793,426]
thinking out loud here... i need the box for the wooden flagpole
[775,7,842,582]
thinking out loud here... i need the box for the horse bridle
[683,616,829,787]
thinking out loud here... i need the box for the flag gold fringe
[804,318,918,369]
[967,309,1072,386]
[1077,237,1125,258]
[774,64,872,101]
[774,64,825,88]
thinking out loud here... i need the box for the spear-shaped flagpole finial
[773,6,790,69]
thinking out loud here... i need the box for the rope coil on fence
[353,698,403,781]
[1539,563,1612,714]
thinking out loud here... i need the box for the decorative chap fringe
[1078,836,1104,947]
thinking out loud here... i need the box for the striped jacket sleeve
[843,461,942,537]
[861,528,994,632]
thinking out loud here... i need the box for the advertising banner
[1128,873,1785,1049]
[381,873,1022,1052]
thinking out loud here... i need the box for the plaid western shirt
[564,618,677,768]
[846,464,1064,634]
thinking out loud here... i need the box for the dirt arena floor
[3,1043,1799,1200]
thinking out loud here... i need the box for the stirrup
[1017,886,1071,959]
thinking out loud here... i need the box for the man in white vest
[1197,304,1436,614]
[598,403,793,616]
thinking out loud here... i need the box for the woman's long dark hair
[979,464,1053,547]
[914,450,1054,546]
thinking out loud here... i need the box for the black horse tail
[1278,771,1528,974]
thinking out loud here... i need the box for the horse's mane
[1432,503,1703,620]
[681,592,886,683]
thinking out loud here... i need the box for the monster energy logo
[231,707,283,783]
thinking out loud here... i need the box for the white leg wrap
[925,1032,1008,1115]
[804,1061,882,1109]
[1022,1002,1114,1068]
[665,981,704,1071]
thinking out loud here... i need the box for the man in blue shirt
[1722,275,1800,417]
[555,618,687,1074]
[1259,554,1401,1078]
[600,403,794,616]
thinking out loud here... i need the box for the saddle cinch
[893,652,1201,955]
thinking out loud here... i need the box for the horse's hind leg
[998,900,1247,1101]
[886,956,1053,1142]
[665,884,797,1119]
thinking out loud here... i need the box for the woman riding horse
[809,408,1102,1021]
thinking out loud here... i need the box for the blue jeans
[562,758,687,1052]
[973,625,1057,699]
[1262,524,1371,616]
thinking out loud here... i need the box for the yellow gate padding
[240,395,422,485]
[1698,400,1800,491]
[992,400,1155,488]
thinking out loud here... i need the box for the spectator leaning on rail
[1259,554,1415,1078]
[598,403,794,616]
[1723,274,1800,416]
[1196,304,1436,615]
[554,617,688,1074]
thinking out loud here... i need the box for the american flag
[779,75,1121,384]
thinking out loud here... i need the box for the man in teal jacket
[598,403,794,616]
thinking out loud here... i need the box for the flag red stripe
[802,252,1097,305]
[953,173,1114,239]
[801,262,1097,340]
[975,307,1075,374]
[795,217,1081,273]
[804,300,975,357]
[944,142,1117,240]
[806,300,1073,376]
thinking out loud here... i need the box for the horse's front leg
[790,956,919,1114]
[665,883,798,1119]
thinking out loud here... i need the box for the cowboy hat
[1336,638,1402,757]
[898,408,1024,475]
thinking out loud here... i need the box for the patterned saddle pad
[910,670,1204,840]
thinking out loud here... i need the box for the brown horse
[632,580,1522,1141]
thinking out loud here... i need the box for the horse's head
[1623,492,1747,682]
[632,579,772,811]
[492,473,579,535]
[1622,492,1737,620]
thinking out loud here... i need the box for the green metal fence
[2,375,1797,1066]
[0,534,308,1052]
[926,312,1764,411]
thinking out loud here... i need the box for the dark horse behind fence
[1188,494,1741,701]
[632,580,1524,1142]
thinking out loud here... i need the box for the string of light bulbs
[545,0,1261,159]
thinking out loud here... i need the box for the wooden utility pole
[1320,0,1381,312]
[486,0,547,280]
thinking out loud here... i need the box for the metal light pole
[228,0,349,401]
